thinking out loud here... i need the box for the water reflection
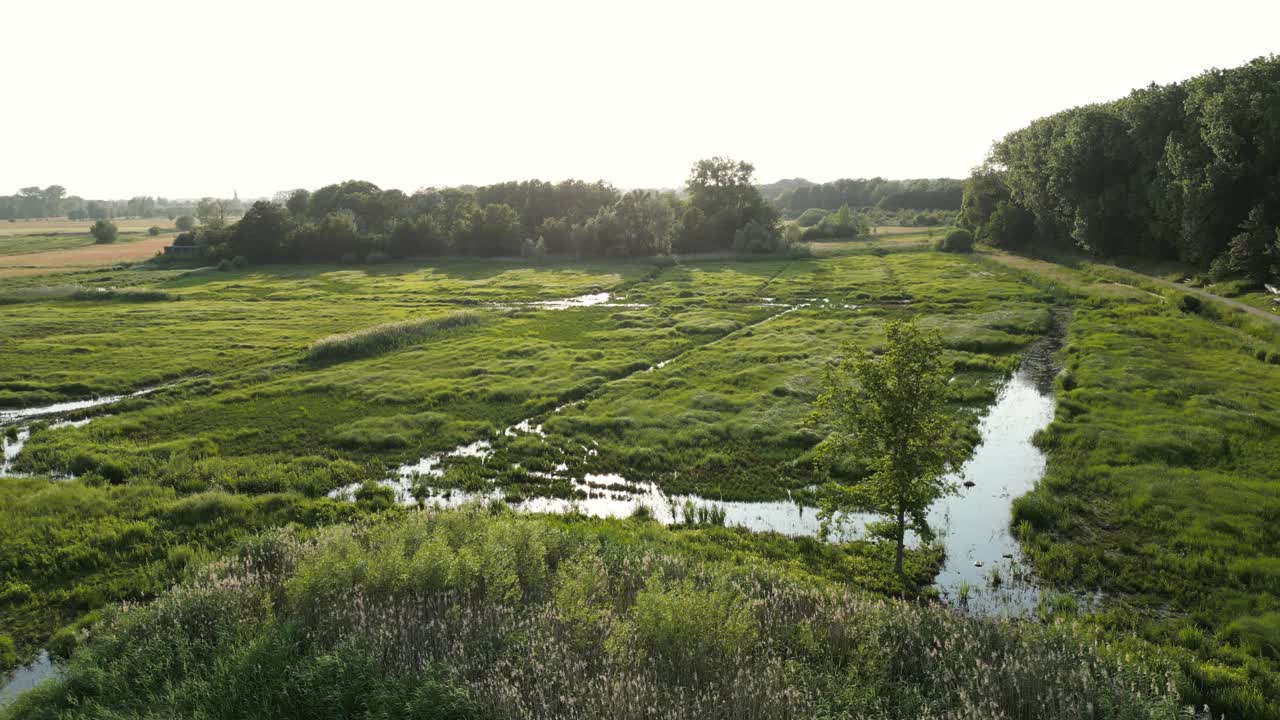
[0,651,59,707]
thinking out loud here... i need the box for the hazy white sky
[3,0,1278,199]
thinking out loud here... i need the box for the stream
[0,388,160,477]
[333,326,1061,615]
[0,297,1062,703]
[0,652,58,708]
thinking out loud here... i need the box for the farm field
[0,217,181,277]
[1,243,1279,716]
[0,236,176,278]
[0,218,175,236]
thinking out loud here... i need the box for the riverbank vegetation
[1,508,1185,720]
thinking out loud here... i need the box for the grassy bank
[1005,261,1280,716]
[2,508,1183,720]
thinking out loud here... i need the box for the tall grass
[304,311,483,364]
[5,509,1186,720]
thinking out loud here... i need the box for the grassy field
[0,218,177,236]
[0,217,180,277]
[0,236,176,278]
[3,243,1280,716]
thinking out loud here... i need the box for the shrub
[936,228,975,253]
[48,627,79,659]
[732,221,787,254]
[1011,492,1060,531]
[353,480,396,512]
[174,215,196,231]
[0,634,15,670]
[147,226,161,236]
[795,208,829,227]
[1177,294,1202,314]
[89,220,118,244]
[13,510,1185,720]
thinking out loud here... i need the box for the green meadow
[2,241,1279,716]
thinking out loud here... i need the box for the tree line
[960,54,1280,285]
[174,158,790,263]
[769,178,964,216]
[0,187,242,224]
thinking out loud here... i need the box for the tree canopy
[960,54,1280,285]
[167,158,788,265]
[811,320,970,577]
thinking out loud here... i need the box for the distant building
[163,244,200,257]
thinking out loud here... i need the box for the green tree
[1221,205,1279,285]
[285,189,311,216]
[811,320,970,578]
[89,219,118,244]
[937,228,975,253]
[680,157,779,253]
[196,197,232,229]
[387,215,447,257]
[229,201,292,262]
[732,220,784,253]
[431,189,479,249]
[464,203,524,256]
[796,208,828,227]
[43,185,66,217]
[174,215,196,231]
[613,190,676,256]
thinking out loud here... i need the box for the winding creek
[332,321,1063,616]
[1,295,1064,701]
[1,388,163,478]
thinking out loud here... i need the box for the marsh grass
[304,311,484,364]
[1016,300,1280,717]
[3,509,1186,720]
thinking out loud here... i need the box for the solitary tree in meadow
[89,219,118,244]
[811,319,970,579]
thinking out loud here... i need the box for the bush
[48,627,79,659]
[795,208,829,227]
[936,228,975,253]
[10,510,1185,720]
[1177,294,1202,314]
[353,480,396,512]
[174,215,196,231]
[89,220,118,244]
[732,221,787,254]
[147,226,161,236]
[0,634,15,670]
[801,205,869,241]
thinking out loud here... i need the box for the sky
[3,0,1278,199]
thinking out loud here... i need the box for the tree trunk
[894,504,906,578]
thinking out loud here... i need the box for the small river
[336,327,1061,614]
[0,301,1062,702]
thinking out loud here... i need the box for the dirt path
[982,250,1280,327]
[1116,268,1280,326]
[0,236,173,278]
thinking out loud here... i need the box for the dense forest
[172,158,790,263]
[960,54,1280,285]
